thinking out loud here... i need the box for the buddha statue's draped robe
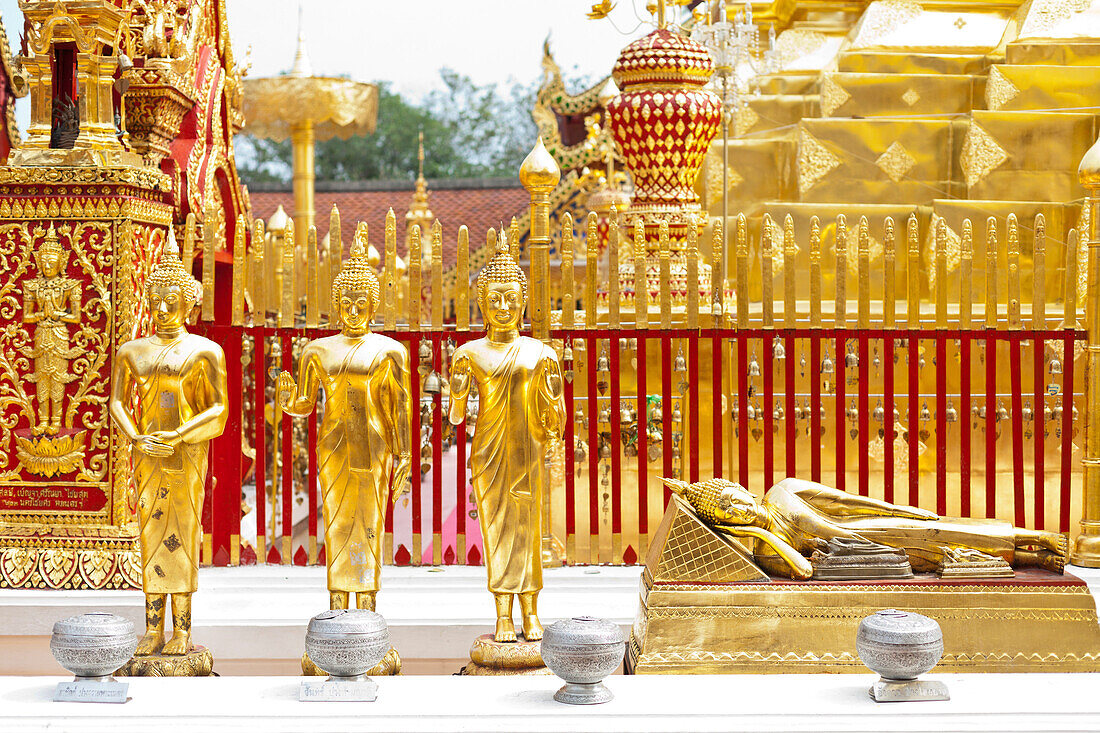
[124,335,227,594]
[291,334,410,593]
[756,478,1020,573]
[456,337,564,594]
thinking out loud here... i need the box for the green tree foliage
[235,70,537,185]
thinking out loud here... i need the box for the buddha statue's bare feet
[522,615,543,641]
[1039,550,1066,574]
[162,632,192,655]
[134,630,164,656]
[494,617,517,643]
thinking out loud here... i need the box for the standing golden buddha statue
[109,231,228,676]
[449,233,565,659]
[277,223,412,614]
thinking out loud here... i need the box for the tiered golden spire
[406,132,435,263]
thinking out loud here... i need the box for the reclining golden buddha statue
[662,477,1069,579]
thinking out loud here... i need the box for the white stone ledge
[3,673,1100,733]
[0,565,643,661]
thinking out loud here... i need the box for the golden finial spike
[762,214,774,327]
[809,215,822,328]
[935,217,947,329]
[659,218,671,330]
[352,221,368,258]
[417,130,425,180]
[183,212,196,273]
[408,223,421,331]
[457,224,470,331]
[960,218,973,329]
[201,204,216,322]
[431,219,443,330]
[1033,213,1046,329]
[762,213,774,255]
[585,212,598,328]
[487,226,498,253]
[330,205,342,252]
[906,214,919,327]
[1064,227,1079,329]
[710,216,723,319]
[687,217,699,330]
[883,217,895,328]
[986,216,998,329]
[835,214,848,328]
[232,214,246,327]
[735,212,748,327]
[306,225,320,327]
[784,214,796,328]
[509,216,520,261]
[1007,213,1021,330]
[561,212,575,331]
[279,218,295,327]
[384,208,397,330]
[252,218,266,319]
[609,209,620,329]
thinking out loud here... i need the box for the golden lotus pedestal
[117,646,215,677]
[460,634,551,676]
[301,648,402,677]
[626,496,1100,674]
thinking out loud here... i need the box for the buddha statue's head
[146,228,200,334]
[331,222,381,336]
[476,231,527,331]
[35,224,65,278]
[713,481,765,526]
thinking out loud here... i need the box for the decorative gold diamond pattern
[901,88,920,107]
[961,122,1009,188]
[875,141,917,183]
[820,75,850,117]
[797,128,842,196]
[985,66,1020,111]
[734,105,760,137]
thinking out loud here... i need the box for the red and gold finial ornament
[606,29,721,215]
[604,26,721,303]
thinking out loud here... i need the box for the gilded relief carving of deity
[22,224,81,438]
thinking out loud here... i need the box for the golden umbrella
[242,12,378,234]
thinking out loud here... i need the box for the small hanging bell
[1049,357,1063,375]
[1052,404,1063,421]
[845,348,859,369]
[674,350,687,373]
[997,402,1009,422]
[978,405,987,420]
[445,339,455,360]
[773,402,784,421]
[919,402,931,422]
[418,340,432,363]
[749,353,761,377]
[873,400,884,423]
[651,405,663,422]
[846,400,858,422]
[563,344,574,363]
[799,354,806,377]
[599,407,611,425]
[794,403,804,421]
[945,400,958,423]
[597,353,610,373]
[672,406,682,422]
[821,352,835,374]
[746,402,756,421]
[423,370,442,395]
[731,401,739,420]
[872,350,881,370]
[773,337,785,360]
[1022,400,1033,422]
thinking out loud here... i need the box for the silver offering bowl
[857,609,949,702]
[304,609,390,682]
[541,616,625,705]
[50,612,137,681]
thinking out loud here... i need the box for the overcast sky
[0,0,678,133]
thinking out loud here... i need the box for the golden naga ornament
[449,232,565,645]
[663,477,1069,579]
[277,222,412,613]
[108,230,228,668]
